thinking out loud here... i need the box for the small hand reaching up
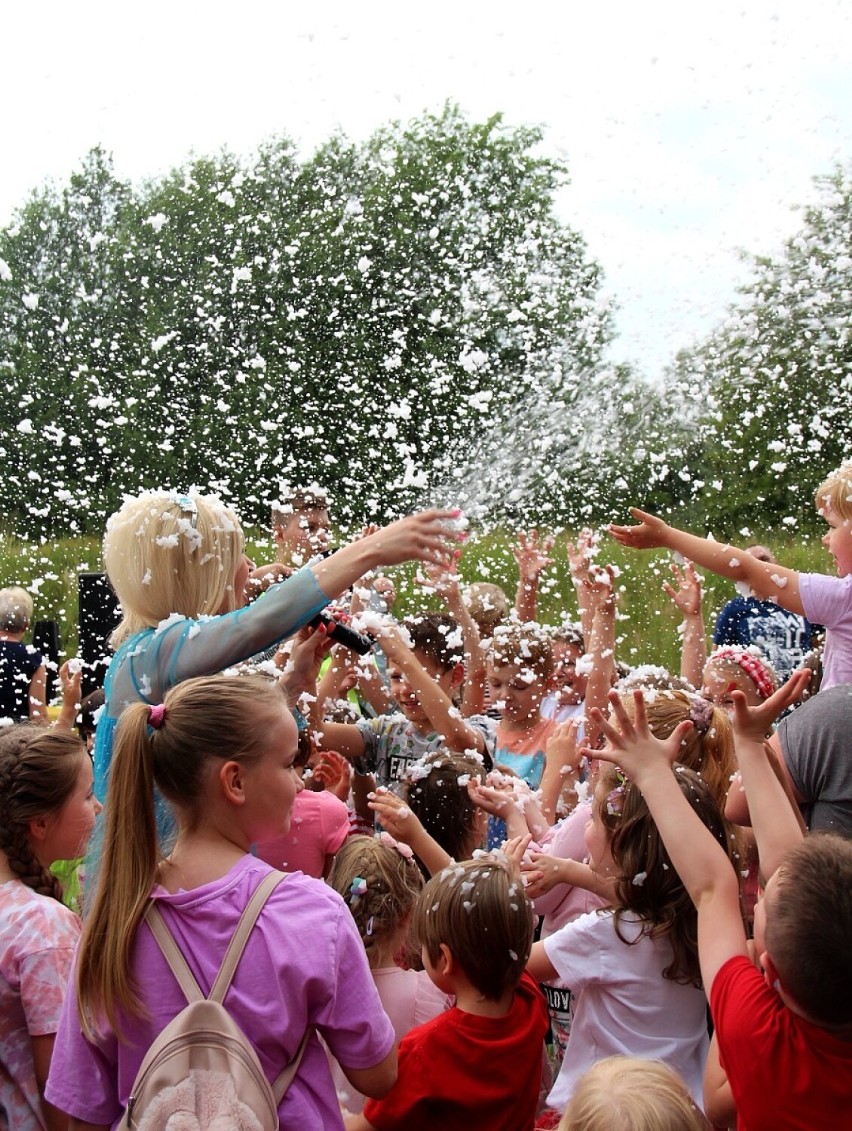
[583,690,694,787]
[729,667,811,743]
[513,529,555,581]
[662,559,703,618]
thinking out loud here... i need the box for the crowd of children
[1,462,851,1130]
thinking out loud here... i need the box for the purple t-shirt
[798,572,852,691]
[46,856,394,1130]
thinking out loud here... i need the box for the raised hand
[729,667,811,742]
[513,529,555,581]
[311,750,352,801]
[500,833,533,882]
[582,689,694,784]
[662,559,703,618]
[367,787,426,846]
[607,508,670,551]
[362,509,466,568]
[566,527,598,588]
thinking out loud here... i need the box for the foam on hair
[413,853,534,1001]
[488,622,554,680]
[815,459,852,523]
[0,586,34,634]
[103,490,245,648]
[766,833,852,1028]
[403,751,486,865]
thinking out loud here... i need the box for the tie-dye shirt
[0,880,80,1130]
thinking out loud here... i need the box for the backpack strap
[208,870,288,1003]
[271,1025,314,1104]
[145,903,206,1004]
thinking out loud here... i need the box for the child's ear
[219,760,246,805]
[437,942,455,976]
[761,951,782,994]
[450,662,465,689]
[28,815,49,844]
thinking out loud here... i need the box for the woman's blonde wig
[103,490,245,647]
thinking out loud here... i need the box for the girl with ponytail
[45,675,397,1129]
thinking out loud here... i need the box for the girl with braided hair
[0,727,100,1130]
[328,835,451,1115]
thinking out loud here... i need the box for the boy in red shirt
[588,675,852,1131]
[345,852,548,1131]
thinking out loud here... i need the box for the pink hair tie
[148,703,167,729]
[712,648,774,700]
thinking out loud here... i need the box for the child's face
[488,661,546,726]
[702,661,761,714]
[388,650,457,732]
[39,753,102,865]
[821,512,852,577]
[240,707,301,841]
[552,641,587,705]
[275,507,330,563]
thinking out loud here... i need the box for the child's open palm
[583,690,694,785]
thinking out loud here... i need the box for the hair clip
[379,830,414,860]
[689,696,714,734]
[350,877,367,898]
[606,785,625,816]
[170,492,199,529]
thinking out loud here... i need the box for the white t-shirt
[543,908,709,1112]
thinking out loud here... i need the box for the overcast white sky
[3,0,851,378]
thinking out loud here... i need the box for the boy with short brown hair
[346,853,548,1131]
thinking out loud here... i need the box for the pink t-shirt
[332,966,452,1113]
[798,572,852,690]
[45,856,394,1130]
[0,880,81,1131]
[531,804,609,938]
[255,788,350,877]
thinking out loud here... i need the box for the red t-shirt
[363,972,548,1131]
[711,955,852,1131]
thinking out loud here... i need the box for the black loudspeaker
[31,620,61,702]
[78,572,121,697]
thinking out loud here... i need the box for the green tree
[0,106,617,536]
[663,165,852,535]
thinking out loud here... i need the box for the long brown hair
[599,763,739,987]
[0,726,86,902]
[76,674,288,1037]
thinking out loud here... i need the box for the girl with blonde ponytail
[0,727,100,1130]
[45,675,397,1129]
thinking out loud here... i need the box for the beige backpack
[124,871,311,1130]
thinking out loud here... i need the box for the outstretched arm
[727,673,809,880]
[513,529,554,623]
[609,509,804,616]
[662,560,707,688]
[586,690,747,994]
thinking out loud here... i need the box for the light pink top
[255,788,351,877]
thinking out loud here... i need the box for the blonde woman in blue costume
[93,490,462,815]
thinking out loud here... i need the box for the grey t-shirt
[777,684,852,835]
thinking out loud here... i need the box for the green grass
[0,526,830,677]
